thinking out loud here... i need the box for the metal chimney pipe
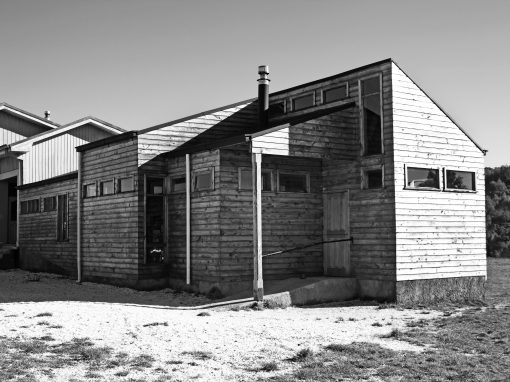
[44,110,51,120]
[258,65,269,129]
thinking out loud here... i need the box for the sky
[0,0,508,166]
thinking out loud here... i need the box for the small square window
[83,183,96,198]
[171,176,186,193]
[193,170,213,191]
[406,167,440,189]
[147,178,164,195]
[269,101,286,117]
[361,77,380,95]
[323,85,347,104]
[445,170,475,191]
[118,177,134,193]
[100,180,114,196]
[43,196,57,211]
[278,173,309,193]
[239,168,272,191]
[292,93,314,111]
[363,168,383,189]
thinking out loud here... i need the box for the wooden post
[16,159,22,248]
[252,151,263,300]
[186,154,191,285]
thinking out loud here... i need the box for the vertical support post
[252,152,263,300]
[185,154,191,285]
[77,153,82,282]
[16,159,23,248]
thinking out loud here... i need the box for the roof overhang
[0,103,59,130]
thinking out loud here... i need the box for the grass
[181,350,214,361]
[271,257,510,381]
[32,312,53,318]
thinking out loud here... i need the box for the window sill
[403,187,441,192]
[443,188,477,193]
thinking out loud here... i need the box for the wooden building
[8,59,487,303]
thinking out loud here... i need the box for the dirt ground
[0,269,448,381]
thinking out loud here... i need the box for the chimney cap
[44,110,51,120]
[258,65,269,75]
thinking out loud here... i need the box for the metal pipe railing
[262,237,354,258]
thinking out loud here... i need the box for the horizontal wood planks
[391,62,486,281]
[18,177,77,276]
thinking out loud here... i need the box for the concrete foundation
[396,276,486,305]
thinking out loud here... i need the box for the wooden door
[323,190,350,276]
[7,197,16,244]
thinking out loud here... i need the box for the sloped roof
[0,102,60,130]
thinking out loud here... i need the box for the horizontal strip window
[405,167,440,190]
[21,199,40,214]
[291,92,315,112]
[239,168,272,192]
[100,180,114,196]
[322,84,348,104]
[83,183,97,198]
[42,196,57,212]
[445,169,476,191]
[118,176,135,193]
[278,172,309,193]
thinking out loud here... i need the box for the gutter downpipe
[186,153,191,285]
[77,151,82,283]
[16,159,22,248]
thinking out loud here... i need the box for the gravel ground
[0,270,442,381]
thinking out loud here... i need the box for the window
[445,170,476,191]
[323,84,347,104]
[406,167,440,189]
[43,196,57,212]
[100,180,114,196]
[193,170,213,191]
[118,177,134,193]
[83,183,96,198]
[363,168,383,189]
[278,173,309,193]
[269,101,286,117]
[170,176,186,193]
[57,194,68,241]
[238,168,272,191]
[147,177,164,195]
[360,76,382,156]
[21,199,39,214]
[292,93,314,111]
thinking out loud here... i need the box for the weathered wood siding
[21,124,113,184]
[392,62,486,281]
[0,110,52,145]
[81,137,141,285]
[138,102,257,167]
[18,177,77,275]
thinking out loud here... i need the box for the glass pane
[120,177,134,192]
[366,169,383,189]
[85,184,96,197]
[269,101,285,117]
[292,93,314,111]
[101,180,114,195]
[446,170,475,190]
[194,172,212,191]
[147,178,164,195]
[172,177,186,192]
[407,167,440,188]
[323,85,347,103]
[262,171,272,191]
[363,94,382,155]
[44,196,56,211]
[240,169,252,190]
[279,173,307,192]
[361,77,380,95]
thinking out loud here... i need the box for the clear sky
[0,0,508,166]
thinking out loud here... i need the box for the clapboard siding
[137,102,257,167]
[81,137,140,283]
[391,62,486,281]
[20,125,115,184]
[18,177,77,276]
[219,146,323,283]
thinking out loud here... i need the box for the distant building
[0,59,487,304]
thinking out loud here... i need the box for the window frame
[321,83,349,104]
[404,165,441,191]
[42,196,57,212]
[56,193,69,242]
[118,176,135,194]
[83,182,97,198]
[169,175,187,194]
[268,100,287,117]
[192,168,215,192]
[277,171,310,193]
[290,91,316,112]
[359,73,384,157]
[99,178,115,196]
[20,198,40,215]
[238,167,273,192]
[361,165,385,190]
[443,168,477,193]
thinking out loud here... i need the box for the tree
[485,166,510,257]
